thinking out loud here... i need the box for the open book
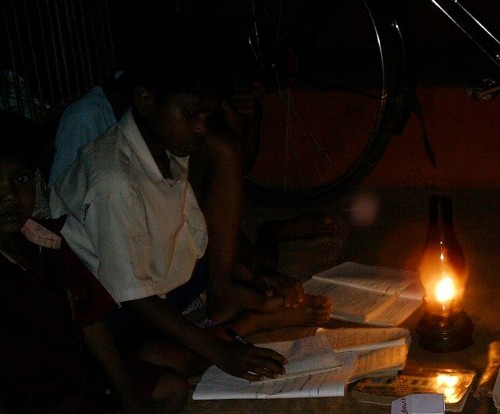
[303,262,424,326]
[193,327,410,400]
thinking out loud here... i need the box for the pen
[225,328,253,346]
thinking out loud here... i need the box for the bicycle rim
[242,0,404,204]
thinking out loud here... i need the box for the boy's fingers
[258,273,304,306]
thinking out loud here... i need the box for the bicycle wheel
[240,0,408,204]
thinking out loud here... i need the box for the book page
[193,342,357,400]
[311,262,418,295]
[493,369,500,409]
[400,281,425,300]
[256,334,341,382]
[351,344,408,380]
[366,296,422,326]
[317,327,411,352]
[193,336,410,400]
[304,262,423,326]
[303,278,396,322]
[193,360,354,400]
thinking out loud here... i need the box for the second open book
[193,327,411,400]
[303,261,425,326]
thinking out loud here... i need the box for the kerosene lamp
[416,194,474,352]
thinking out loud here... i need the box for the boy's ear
[134,85,155,116]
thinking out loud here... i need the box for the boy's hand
[253,271,305,308]
[230,262,305,309]
[213,340,287,381]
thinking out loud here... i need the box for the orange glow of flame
[435,374,461,403]
[435,276,456,302]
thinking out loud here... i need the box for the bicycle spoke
[243,0,403,202]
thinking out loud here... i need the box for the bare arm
[219,89,306,307]
[220,86,262,175]
[121,295,287,380]
[236,230,305,308]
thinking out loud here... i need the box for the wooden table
[181,188,500,414]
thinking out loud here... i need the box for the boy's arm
[121,295,287,380]
[220,86,262,175]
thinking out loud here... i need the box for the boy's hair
[0,111,40,168]
[126,16,235,101]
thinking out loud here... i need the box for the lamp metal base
[416,310,474,353]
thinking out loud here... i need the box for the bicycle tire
[239,0,408,204]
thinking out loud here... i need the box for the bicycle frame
[432,0,500,69]
[370,0,500,135]
[364,0,417,135]
[242,0,498,201]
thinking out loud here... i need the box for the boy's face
[145,91,221,157]
[0,156,35,235]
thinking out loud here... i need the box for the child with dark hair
[50,18,332,380]
[0,111,188,414]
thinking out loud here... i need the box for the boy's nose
[194,124,207,136]
[193,116,209,136]
[0,182,19,203]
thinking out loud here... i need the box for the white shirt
[50,109,208,303]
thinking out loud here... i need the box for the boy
[50,20,331,379]
[0,111,188,413]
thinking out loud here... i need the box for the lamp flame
[435,276,455,302]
